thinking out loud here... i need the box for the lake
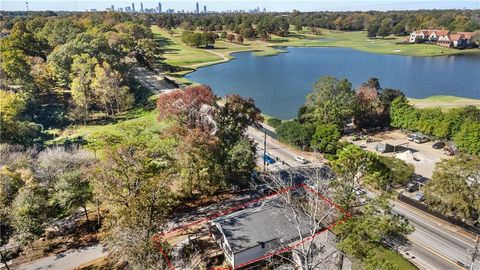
[185,47,480,119]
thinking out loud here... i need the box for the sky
[1,0,479,12]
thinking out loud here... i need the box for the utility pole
[25,1,29,15]
[0,224,9,270]
[263,127,267,172]
[470,235,479,270]
[0,249,9,270]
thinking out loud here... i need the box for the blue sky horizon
[1,0,479,12]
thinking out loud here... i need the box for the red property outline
[153,183,351,270]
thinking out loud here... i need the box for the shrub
[267,118,282,128]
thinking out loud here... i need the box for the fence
[397,193,480,235]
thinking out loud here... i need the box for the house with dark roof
[210,197,315,268]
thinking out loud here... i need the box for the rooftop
[213,196,315,253]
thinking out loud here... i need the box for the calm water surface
[186,47,480,119]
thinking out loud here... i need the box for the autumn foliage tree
[157,85,217,130]
[157,85,261,194]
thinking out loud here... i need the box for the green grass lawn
[152,26,479,73]
[275,29,475,57]
[153,26,222,67]
[408,95,480,108]
[49,108,167,144]
[373,245,417,270]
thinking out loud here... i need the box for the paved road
[246,125,322,169]
[11,245,107,270]
[246,124,480,270]
[393,201,479,270]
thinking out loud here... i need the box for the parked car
[443,146,455,156]
[415,192,425,202]
[407,133,418,141]
[262,154,276,165]
[405,182,419,192]
[294,156,308,164]
[413,136,429,144]
[432,141,445,149]
[413,174,428,185]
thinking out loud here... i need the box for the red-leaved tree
[157,85,217,130]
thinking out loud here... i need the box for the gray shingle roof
[213,197,316,253]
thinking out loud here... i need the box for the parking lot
[347,130,452,179]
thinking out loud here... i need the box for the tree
[301,76,355,127]
[310,123,341,154]
[11,184,49,245]
[181,31,202,47]
[35,147,94,189]
[90,122,177,269]
[330,146,412,265]
[0,167,24,267]
[367,23,379,38]
[215,94,262,149]
[70,54,98,121]
[277,121,315,150]
[235,35,244,43]
[353,79,389,129]
[377,25,391,38]
[0,91,40,145]
[53,171,93,223]
[454,120,480,155]
[215,94,261,185]
[225,139,256,186]
[425,155,480,223]
[176,127,224,196]
[258,168,340,270]
[267,118,282,128]
[335,195,412,265]
[157,85,217,129]
[91,62,133,116]
[226,33,235,42]
[0,49,35,95]
[472,30,480,46]
[378,156,414,186]
[379,88,405,108]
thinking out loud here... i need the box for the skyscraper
[132,3,135,12]
[111,5,114,11]
[203,5,206,13]
[195,2,199,13]
[158,2,162,13]
[140,2,144,12]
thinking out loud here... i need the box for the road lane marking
[393,203,476,247]
[408,236,465,270]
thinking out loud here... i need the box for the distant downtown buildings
[101,2,265,13]
[103,2,208,14]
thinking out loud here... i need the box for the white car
[294,156,308,164]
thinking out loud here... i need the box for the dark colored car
[432,141,445,149]
[405,182,419,192]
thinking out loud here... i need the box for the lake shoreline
[178,44,480,77]
[184,47,480,119]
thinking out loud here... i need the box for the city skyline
[2,0,479,12]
